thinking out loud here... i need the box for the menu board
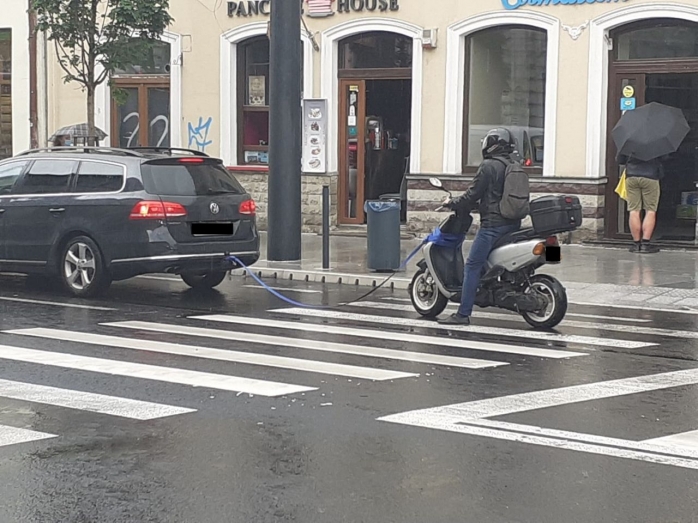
[302,99,327,174]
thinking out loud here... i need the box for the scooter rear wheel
[521,274,568,329]
[409,268,448,318]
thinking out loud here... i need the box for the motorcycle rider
[438,128,523,326]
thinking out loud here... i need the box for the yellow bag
[615,169,628,201]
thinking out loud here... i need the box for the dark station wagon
[0,146,260,297]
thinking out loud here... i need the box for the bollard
[322,185,330,269]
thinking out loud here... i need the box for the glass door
[607,73,646,237]
[338,79,366,224]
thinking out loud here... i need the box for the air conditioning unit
[422,29,437,49]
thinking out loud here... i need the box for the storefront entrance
[605,20,698,243]
[336,32,412,225]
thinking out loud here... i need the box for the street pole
[267,0,302,261]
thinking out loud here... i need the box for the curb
[231,267,412,290]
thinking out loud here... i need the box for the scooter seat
[492,227,539,249]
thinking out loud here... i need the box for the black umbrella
[49,123,107,142]
[612,102,690,161]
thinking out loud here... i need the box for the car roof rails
[127,147,210,157]
[16,146,145,158]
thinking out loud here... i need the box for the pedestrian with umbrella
[612,102,690,253]
[49,123,108,147]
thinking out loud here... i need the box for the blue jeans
[458,223,520,317]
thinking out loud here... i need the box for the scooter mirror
[429,177,443,189]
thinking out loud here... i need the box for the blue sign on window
[620,97,636,111]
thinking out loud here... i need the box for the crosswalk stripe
[0,424,56,448]
[272,308,656,349]
[355,301,674,335]
[378,297,653,323]
[0,345,315,397]
[8,328,418,381]
[102,320,507,369]
[0,377,194,420]
[644,430,698,450]
[189,315,586,359]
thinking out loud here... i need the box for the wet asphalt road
[2,273,698,522]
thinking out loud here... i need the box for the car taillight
[565,196,573,204]
[129,201,187,220]
[525,158,532,167]
[178,158,204,163]
[239,199,256,216]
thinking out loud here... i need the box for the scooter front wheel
[521,274,568,329]
[409,268,448,318]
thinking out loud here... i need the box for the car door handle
[0,209,5,214]
[49,208,65,213]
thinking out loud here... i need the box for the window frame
[73,159,127,194]
[0,28,13,161]
[237,36,271,166]
[461,25,547,175]
[0,160,29,197]
[12,159,78,196]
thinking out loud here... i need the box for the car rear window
[140,161,245,196]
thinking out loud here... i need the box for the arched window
[613,20,698,61]
[339,32,412,70]
[463,26,547,170]
[237,36,304,165]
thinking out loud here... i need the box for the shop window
[0,29,12,160]
[464,26,547,170]
[237,36,304,165]
[614,20,698,61]
[339,32,412,70]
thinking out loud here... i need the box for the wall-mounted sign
[302,99,328,173]
[622,85,634,98]
[227,0,398,17]
[502,0,631,10]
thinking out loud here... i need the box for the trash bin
[364,199,401,271]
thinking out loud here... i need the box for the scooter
[409,177,568,329]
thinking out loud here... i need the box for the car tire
[181,271,228,290]
[60,236,112,298]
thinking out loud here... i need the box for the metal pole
[322,185,330,269]
[267,0,302,261]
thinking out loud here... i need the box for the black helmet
[481,128,515,159]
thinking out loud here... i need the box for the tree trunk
[86,85,95,146]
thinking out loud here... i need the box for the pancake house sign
[228,0,399,17]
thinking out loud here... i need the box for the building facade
[42,0,698,244]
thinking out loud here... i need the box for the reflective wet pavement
[2,273,698,522]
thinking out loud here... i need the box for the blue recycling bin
[364,199,401,271]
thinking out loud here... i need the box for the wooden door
[605,73,646,238]
[111,79,170,149]
[338,79,366,224]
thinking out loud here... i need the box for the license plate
[545,245,561,263]
[191,222,234,236]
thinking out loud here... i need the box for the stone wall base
[232,170,338,234]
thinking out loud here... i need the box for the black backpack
[494,157,530,220]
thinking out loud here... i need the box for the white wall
[1,0,30,156]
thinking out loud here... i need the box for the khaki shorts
[626,176,660,212]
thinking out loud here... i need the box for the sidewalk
[234,233,698,311]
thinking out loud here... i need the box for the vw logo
[209,202,220,215]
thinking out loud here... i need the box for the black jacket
[450,156,521,229]
[617,153,665,180]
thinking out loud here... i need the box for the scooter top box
[530,195,583,235]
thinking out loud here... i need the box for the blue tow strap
[226,231,445,309]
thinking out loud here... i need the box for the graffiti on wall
[187,117,213,152]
